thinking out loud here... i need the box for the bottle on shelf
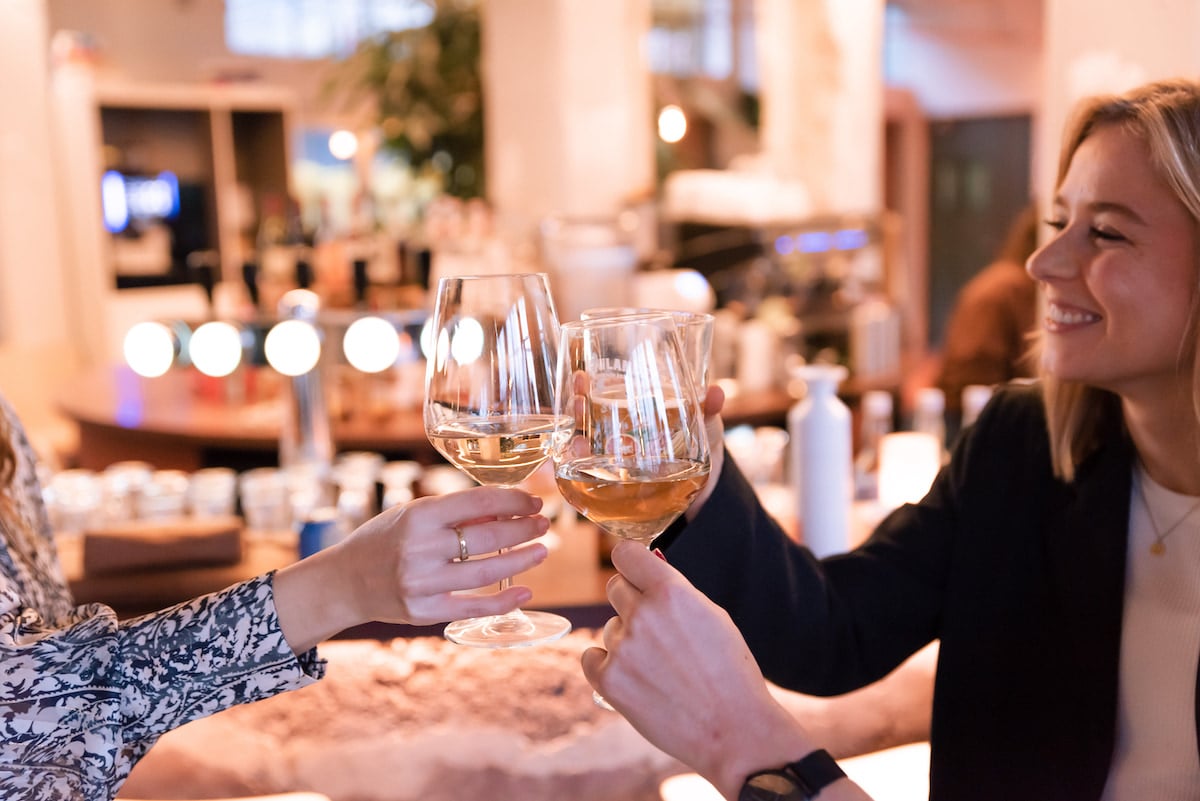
[185,250,219,321]
[241,260,261,313]
[312,197,351,301]
[854,389,894,502]
[787,363,853,558]
[913,386,948,462]
[961,384,994,430]
[352,258,370,308]
[256,192,292,285]
[294,253,314,290]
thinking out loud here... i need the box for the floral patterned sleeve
[0,394,326,799]
[0,574,325,800]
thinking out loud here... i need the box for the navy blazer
[658,385,1140,800]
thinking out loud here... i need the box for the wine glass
[552,314,711,705]
[579,307,714,388]
[424,272,574,648]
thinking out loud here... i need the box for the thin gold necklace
[1135,471,1200,556]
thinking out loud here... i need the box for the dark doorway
[927,114,1031,348]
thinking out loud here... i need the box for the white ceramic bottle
[788,363,853,558]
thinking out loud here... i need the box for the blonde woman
[587,78,1200,801]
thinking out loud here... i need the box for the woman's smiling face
[1027,122,1199,398]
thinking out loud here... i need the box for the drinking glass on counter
[187,467,238,517]
[101,460,154,523]
[238,466,291,535]
[333,451,385,532]
[423,272,574,648]
[380,460,422,509]
[551,314,711,705]
[135,469,190,520]
[45,469,103,540]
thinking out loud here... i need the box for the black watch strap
[739,749,847,800]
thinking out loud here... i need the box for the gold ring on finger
[453,525,470,562]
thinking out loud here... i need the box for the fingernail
[652,548,667,561]
[537,515,550,532]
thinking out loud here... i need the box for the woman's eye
[1043,218,1066,232]
[1091,226,1126,242]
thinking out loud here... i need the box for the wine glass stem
[490,549,530,626]
[483,497,532,633]
[441,476,570,645]
[491,482,531,597]
[486,571,534,633]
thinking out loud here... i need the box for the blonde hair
[0,410,11,490]
[0,409,14,526]
[1041,78,1200,480]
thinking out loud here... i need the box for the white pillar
[0,0,90,444]
[0,0,71,348]
[482,0,655,234]
[1035,0,1200,208]
[755,0,885,213]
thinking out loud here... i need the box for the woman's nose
[1025,234,1075,283]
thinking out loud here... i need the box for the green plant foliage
[330,1,483,199]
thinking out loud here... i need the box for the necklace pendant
[1151,540,1167,556]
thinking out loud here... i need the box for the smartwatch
[738,749,847,801]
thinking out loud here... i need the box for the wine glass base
[443,609,572,649]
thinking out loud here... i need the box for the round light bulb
[264,319,322,376]
[328,129,359,161]
[657,105,687,143]
[343,316,401,373]
[123,322,177,378]
[189,321,244,377]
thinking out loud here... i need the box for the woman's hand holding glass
[423,272,574,647]
[272,486,552,654]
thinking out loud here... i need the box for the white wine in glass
[552,314,711,705]
[554,455,710,544]
[424,272,573,648]
[427,415,572,487]
[553,314,710,541]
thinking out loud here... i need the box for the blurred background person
[934,202,1040,429]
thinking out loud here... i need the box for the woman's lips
[1044,300,1101,331]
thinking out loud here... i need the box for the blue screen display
[102,170,180,233]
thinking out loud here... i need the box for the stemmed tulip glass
[551,314,711,703]
[424,272,574,648]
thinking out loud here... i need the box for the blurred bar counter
[55,363,806,471]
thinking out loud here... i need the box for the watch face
[740,770,806,801]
